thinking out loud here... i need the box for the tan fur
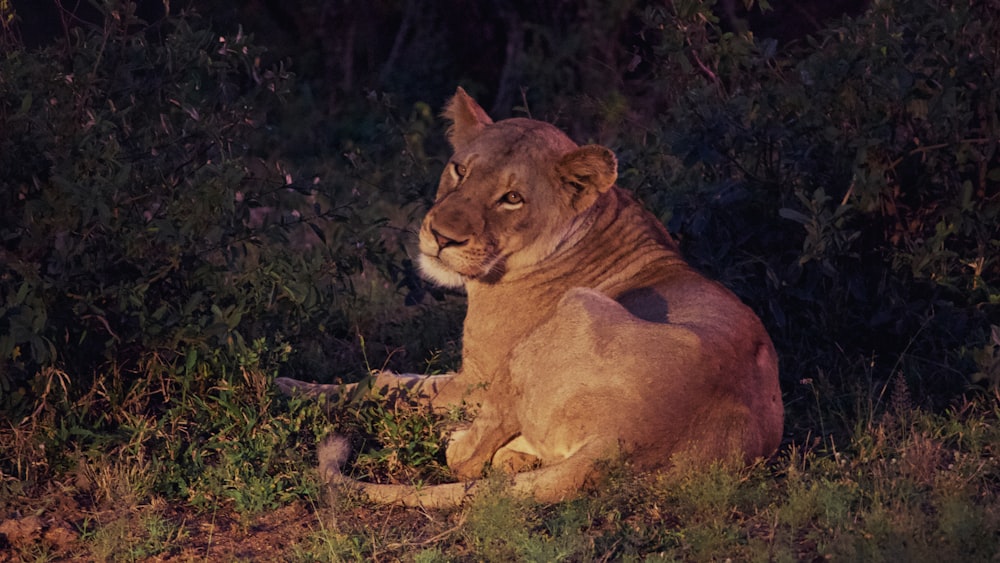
[277,87,784,508]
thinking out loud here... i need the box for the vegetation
[0,0,997,559]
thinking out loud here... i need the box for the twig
[383,510,467,549]
[690,50,720,89]
[81,314,121,343]
[888,137,996,169]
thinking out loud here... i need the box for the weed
[12,541,61,563]
[82,508,185,562]
[288,529,366,563]
[460,473,589,562]
[411,547,451,563]
[350,388,453,485]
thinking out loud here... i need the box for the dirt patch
[0,495,320,561]
[159,503,317,561]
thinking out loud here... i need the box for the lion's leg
[446,402,518,479]
[505,438,614,503]
[339,437,614,508]
[492,435,541,474]
[275,370,471,410]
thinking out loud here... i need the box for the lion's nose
[432,228,468,249]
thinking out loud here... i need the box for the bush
[0,0,410,497]
[617,0,1000,424]
[1,4,280,385]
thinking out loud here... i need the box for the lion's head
[417,88,619,288]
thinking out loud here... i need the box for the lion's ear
[556,145,618,212]
[443,87,494,148]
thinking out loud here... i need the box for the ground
[1,497,317,561]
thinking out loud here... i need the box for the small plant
[351,394,452,484]
[311,376,456,488]
[461,474,592,562]
[971,325,1000,388]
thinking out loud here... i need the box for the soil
[0,496,319,561]
[0,483,467,561]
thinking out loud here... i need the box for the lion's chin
[417,254,468,289]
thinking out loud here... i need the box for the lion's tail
[317,436,606,509]
[316,435,477,508]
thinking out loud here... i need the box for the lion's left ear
[442,87,494,148]
[556,145,618,212]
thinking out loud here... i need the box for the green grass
[3,367,997,561]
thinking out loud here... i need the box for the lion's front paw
[492,448,541,474]
[445,426,488,480]
[449,458,486,481]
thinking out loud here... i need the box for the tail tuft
[317,434,352,482]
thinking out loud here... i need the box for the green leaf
[779,208,811,225]
[17,92,32,116]
[185,348,198,373]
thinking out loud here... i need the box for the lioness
[277,87,783,507]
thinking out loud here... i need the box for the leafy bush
[1,4,290,388]
[0,0,399,499]
[617,0,1000,424]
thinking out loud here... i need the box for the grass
[80,507,187,562]
[1,316,997,561]
[2,363,999,561]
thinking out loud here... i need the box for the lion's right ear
[556,145,618,212]
[443,87,493,148]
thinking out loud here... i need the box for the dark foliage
[651,0,1000,418]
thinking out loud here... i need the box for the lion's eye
[499,191,524,206]
[452,162,467,179]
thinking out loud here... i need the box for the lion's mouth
[439,248,502,277]
[418,246,507,287]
